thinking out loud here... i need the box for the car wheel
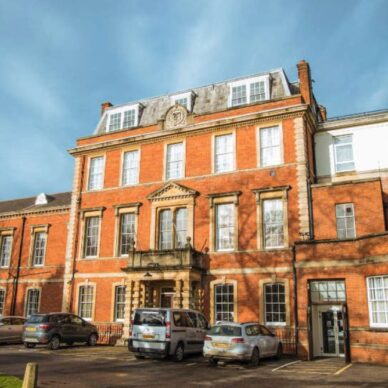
[134,354,145,359]
[208,358,218,366]
[250,347,260,367]
[87,333,97,346]
[24,343,36,349]
[49,336,61,351]
[66,342,74,346]
[173,343,184,362]
[276,343,283,360]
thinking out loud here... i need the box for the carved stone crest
[164,104,187,130]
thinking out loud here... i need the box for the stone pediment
[147,182,198,202]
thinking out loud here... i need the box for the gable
[147,182,198,202]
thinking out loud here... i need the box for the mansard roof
[94,68,296,135]
[0,192,71,215]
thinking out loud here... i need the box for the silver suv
[129,308,209,361]
[203,322,282,366]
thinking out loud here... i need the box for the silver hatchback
[203,322,282,366]
[0,316,26,344]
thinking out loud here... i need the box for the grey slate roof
[94,69,296,135]
[0,192,71,215]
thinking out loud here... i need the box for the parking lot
[0,344,388,387]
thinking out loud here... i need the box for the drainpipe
[292,244,299,357]
[11,215,26,315]
[68,155,86,311]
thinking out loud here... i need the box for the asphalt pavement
[0,344,387,387]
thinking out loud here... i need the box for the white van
[128,308,209,361]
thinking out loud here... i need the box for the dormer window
[106,104,141,132]
[228,75,270,107]
[171,92,194,112]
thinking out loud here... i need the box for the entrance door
[318,306,344,357]
[160,287,174,308]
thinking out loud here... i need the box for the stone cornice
[0,205,70,220]
[69,104,310,156]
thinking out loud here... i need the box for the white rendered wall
[315,121,388,178]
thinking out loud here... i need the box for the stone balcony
[123,245,205,271]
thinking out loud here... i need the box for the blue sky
[0,0,387,200]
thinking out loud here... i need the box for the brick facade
[1,60,388,364]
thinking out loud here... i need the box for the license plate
[213,342,229,349]
[142,334,155,339]
[25,327,37,332]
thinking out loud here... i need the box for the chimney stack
[297,60,313,105]
[101,101,113,116]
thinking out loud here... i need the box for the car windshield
[134,310,166,327]
[26,315,47,324]
[209,325,242,336]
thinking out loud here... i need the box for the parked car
[23,313,98,350]
[0,316,26,344]
[129,308,209,361]
[203,322,282,366]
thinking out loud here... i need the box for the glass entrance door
[319,306,344,357]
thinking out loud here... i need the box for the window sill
[265,323,287,327]
[261,246,287,251]
[368,326,388,332]
[334,169,356,177]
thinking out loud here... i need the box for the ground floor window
[78,285,94,320]
[0,288,5,315]
[367,275,388,328]
[25,289,40,317]
[114,285,126,321]
[214,284,234,322]
[264,283,286,325]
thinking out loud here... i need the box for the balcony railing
[124,245,204,270]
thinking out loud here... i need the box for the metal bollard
[22,362,38,388]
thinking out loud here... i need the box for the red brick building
[1,60,387,364]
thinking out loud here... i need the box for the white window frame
[78,284,95,321]
[106,104,141,132]
[335,203,356,239]
[333,134,355,173]
[114,285,126,322]
[0,287,5,316]
[214,283,235,322]
[31,231,47,267]
[165,142,184,180]
[25,288,41,317]
[262,198,285,249]
[228,75,270,107]
[158,207,188,250]
[170,91,193,111]
[215,203,235,252]
[122,149,140,186]
[258,125,283,167]
[213,133,235,174]
[119,213,136,256]
[83,216,100,258]
[0,235,12,268]
[264,283,286,326]
[367,275,388,328]
[87,156,105,191]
